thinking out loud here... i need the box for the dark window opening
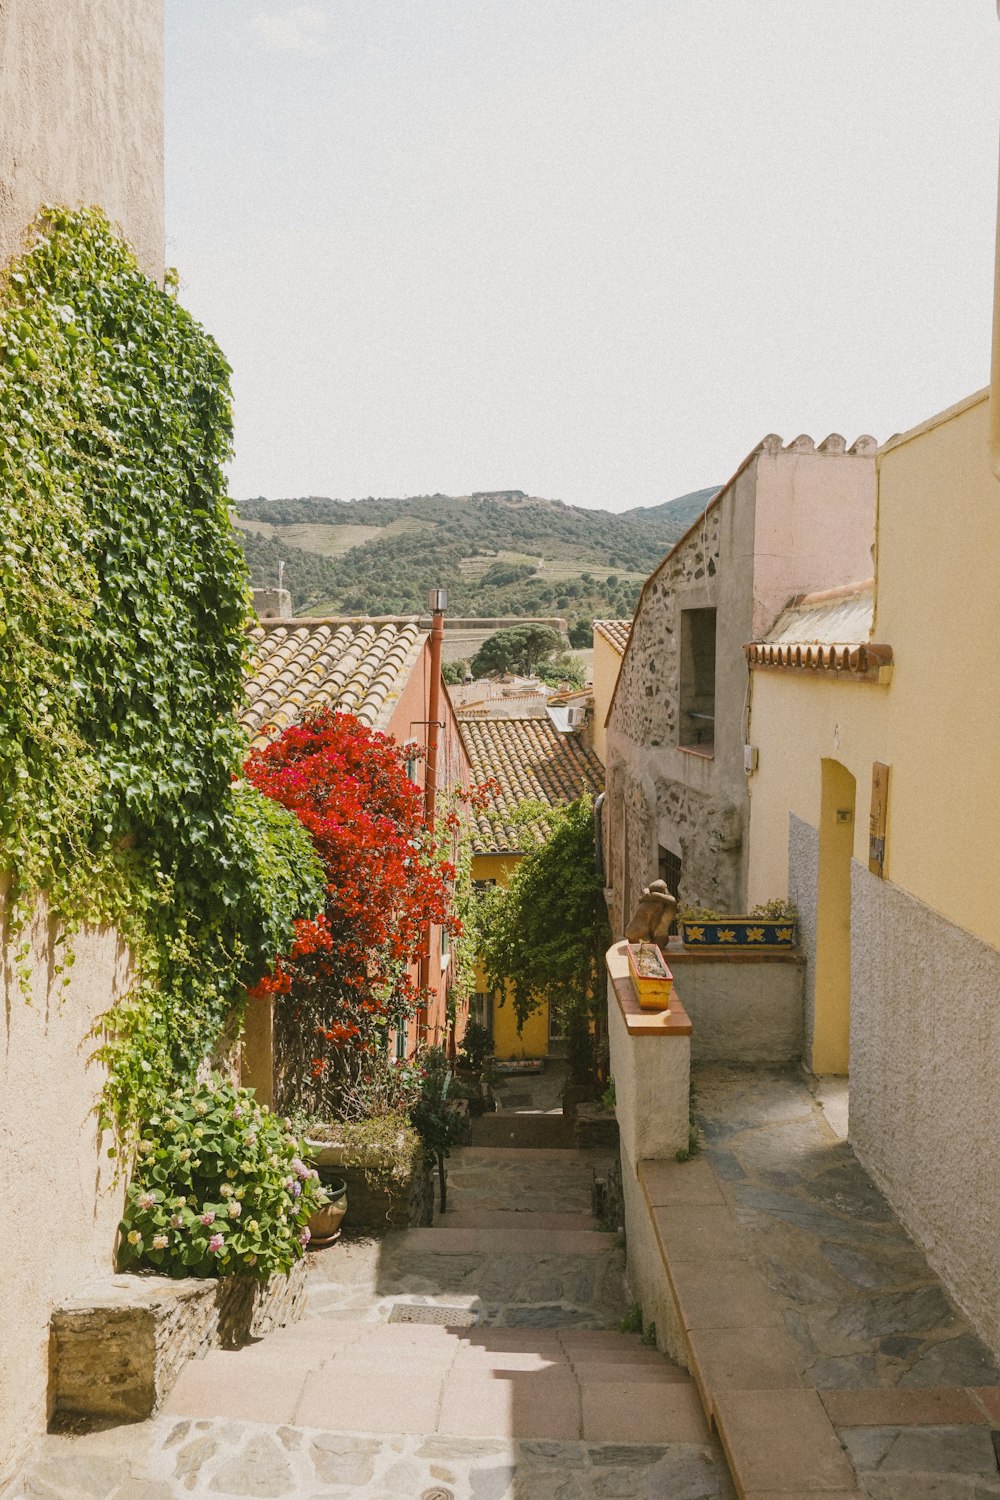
[679,607,717,750]
[658,846,683,899]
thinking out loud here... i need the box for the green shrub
[118,1078,327,1280]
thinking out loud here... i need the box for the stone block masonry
[49,1258,307,1427]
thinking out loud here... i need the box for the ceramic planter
[306,1177,347,1248]
[625,942,673,1010]
[679,918,796,950]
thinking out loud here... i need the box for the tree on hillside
[537,653,586,690]
[568,619,593,649]
[471,624,563,678]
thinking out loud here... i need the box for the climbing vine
[478,795,609,1078]
[0,206,323,1135]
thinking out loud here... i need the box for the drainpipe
[417,589,447,1043]
[992,7,1000,478]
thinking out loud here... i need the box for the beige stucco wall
[591,633,624,766]
[747,392,999,947]
[0,0,164,278]
[0,896,132,1486]
[745,390,1000,1357]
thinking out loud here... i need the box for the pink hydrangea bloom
[208,1233,225,1254]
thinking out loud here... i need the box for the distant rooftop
[240,617,424,748]
[594,619,632,655]
[461,716,604,855]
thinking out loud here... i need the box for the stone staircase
[12,1143,735,1497]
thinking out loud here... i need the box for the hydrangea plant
[118,1078,328,1280]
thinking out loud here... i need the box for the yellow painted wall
[748,390,1000,949]
[471,850,551,1057]
[592,634,625,765]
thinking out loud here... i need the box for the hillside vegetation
[234,487,718,622]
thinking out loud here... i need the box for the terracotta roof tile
[460,716,604,855]
[240,617,424,748]
[746,581,892,680]
[594,619,632,654]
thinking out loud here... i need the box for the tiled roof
[240,617,424,748]
[461,716,604,855]
[746,581,893,680]
[594,619,632,655]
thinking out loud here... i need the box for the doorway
[812,759,856,1077]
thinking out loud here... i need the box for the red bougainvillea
[244,709,458,1112]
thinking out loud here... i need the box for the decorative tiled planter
[679,918,796,950]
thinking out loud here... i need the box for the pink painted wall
[387,642,470,1053]
[749,438,877,640]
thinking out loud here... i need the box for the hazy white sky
[165,1,999,510]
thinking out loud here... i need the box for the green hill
[234,487,719,621]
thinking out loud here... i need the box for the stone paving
[689,1065,1000,1498]
[16,1420,734,1499]
[10,1139,735,1499]
[693,1065,1000,1393]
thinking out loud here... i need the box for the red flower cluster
[244,710,458,1104]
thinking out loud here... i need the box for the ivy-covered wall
[0,206,324,1132]
[0,206,323,1480]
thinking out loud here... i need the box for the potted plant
[307,1176,347,1247]
[678,899,798,950]
[625,941,673,1010]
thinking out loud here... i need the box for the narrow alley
[15,1112,734,1499]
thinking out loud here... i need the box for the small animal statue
[624,879,678,946]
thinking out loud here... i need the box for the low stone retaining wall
[50,1257,307,1427]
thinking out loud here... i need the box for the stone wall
[605,473,750,933]
[850,868,1000,1360]
[50,1259,308,1427]
[0,0,164,278]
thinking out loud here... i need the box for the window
[394,1027,407,1061]
[679,607,717,750]
[658,845,682,899]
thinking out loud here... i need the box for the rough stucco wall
[850,867,1000,1360]
[787,814,819,1065]
[0,899,132,1485]
[0,0,164,278]
[669,956,804,1065]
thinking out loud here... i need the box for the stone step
[164,1319,706,1443]
[469,1113,576,1149]
[386,1225,613,1256]
[441,1208,598,1231]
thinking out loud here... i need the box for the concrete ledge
[49,1257,307,1427]
[607,943,691,1164]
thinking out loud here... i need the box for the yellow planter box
[626,942,673,1011]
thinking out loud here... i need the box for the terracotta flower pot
[307,1177,347,1248]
